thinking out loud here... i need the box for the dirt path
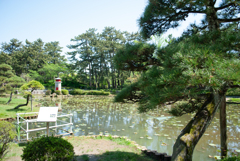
[5,136,148,161]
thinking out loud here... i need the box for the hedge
[70,89,110,95]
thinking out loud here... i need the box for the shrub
[50,89,54,94]
[70,89,110,95]
[70,89,83,95]
[54,90,61,95]
[226,88,240,96]
[221,155,240,161]
[61,89,69,95]
[45,90,51,95]
[110,89,117,94]
[0,121,16,160]
[21,136,74,161]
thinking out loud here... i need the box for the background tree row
[67,27,144,89]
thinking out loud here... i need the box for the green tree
[68,28,97,89]
[0,39,66,77]
[44,41,66,64]
[14,80,44,110]
[0,64,25,104]
[29,63,66,88]
[115,0,240,160]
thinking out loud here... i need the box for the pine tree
[0,64,25,104]
[114,0,240,160]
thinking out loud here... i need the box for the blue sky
[0,0,203,56]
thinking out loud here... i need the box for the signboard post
[37,107,58,136]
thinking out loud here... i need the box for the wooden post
[47,122,49,136]
[220,94,227,158]
[31,95,33,111]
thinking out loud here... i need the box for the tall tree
[68,28,97,89]
[115,0,240,160]
[44,41,66,64]
[0,64,25,104]
[101,27,125,89]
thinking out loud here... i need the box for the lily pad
[214,156,221,160]
[147,137,152,140]
[209,143,216,147]
[235,149,240,153]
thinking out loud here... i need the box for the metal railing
[16,112,73,141]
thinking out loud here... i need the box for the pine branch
[215,3,236,11]
[218,17,240,22]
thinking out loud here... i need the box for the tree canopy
[114,0,240,160]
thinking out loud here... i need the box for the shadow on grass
[74,151,156,161]
[6,108,27,112]
[18,142,28,147]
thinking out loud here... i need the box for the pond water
[17,95,240,160]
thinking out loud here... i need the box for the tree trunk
[171,92,225,161]
[89,63,92,88]
[14,94,30,109]
[220,94,227,159]
[6,91,13,105]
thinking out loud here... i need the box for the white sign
[37,107,58,122]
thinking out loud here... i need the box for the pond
[17,95,240,160]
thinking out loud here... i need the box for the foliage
[0,64,25,94]
[139,0,240,39]
[45,90,51,95]
[70,89,110,95]
[226,88,240,96]
[21,80,44,92]
[54,90,61,95]
[0,121,16,160]
[115,0,240,160]
[69,89,84,95]
[29,63,67,88]
[61,89,69,95]
[21,136,74,161]
[0,39,66,76]
[221,155,240,161]
[67,27,142,89]
[23,91,32,99]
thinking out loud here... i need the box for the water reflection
[25,95,240,160]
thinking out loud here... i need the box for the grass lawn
[0,97,40,119]
[228,98,240,102]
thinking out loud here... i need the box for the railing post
[70,114,73,134]
[26,120,29,140]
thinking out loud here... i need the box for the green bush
[61,89,69,95]
[226,88,240,96]
[221,155,240,161]
[0,121,16,160]
[21,136,74,161]
[54,90,61,95]
[70,89,110,95]
[45,90,51,95]
[50,89,54,94]
[70,89,83,95]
